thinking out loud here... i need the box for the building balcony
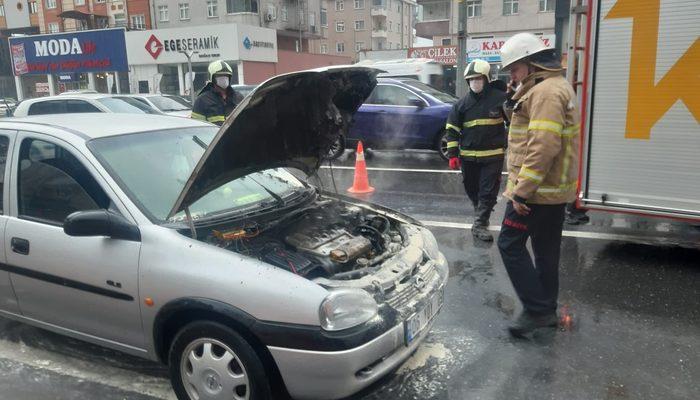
[415,19,449,39]
[371,6,388,17]
[371,28,388,38]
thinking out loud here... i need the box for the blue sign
[9,28,128,76]
[58,73,79,82]
[242,36,252,50]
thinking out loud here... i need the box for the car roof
[376,77,410,85]
[5,114,211,140]
[21,93,115,104]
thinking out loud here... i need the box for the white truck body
[579,0,700,220]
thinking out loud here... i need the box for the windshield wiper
[192,135,208,150]
[248,177,286,207]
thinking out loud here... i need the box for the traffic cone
[347,141,375,194]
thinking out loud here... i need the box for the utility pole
[456,0,468,98]
[179,50,197,104]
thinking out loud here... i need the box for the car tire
[168,321,272,400]
[435,130,450,161]
[326,136,346,160]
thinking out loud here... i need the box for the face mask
[215,76,229,89]
[469,79,484,94]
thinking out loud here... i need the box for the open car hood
[168,66,378,219]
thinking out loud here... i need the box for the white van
[356,58,445,88]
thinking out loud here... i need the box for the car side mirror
[64,210,141,242]
[409,98,425,109]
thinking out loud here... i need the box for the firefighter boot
[472,204,494,242]
[508,312,558,338]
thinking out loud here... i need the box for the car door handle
[11,237,30,255]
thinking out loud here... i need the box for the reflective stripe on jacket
[191,83,239,126]
[503,71,581,205]
[445,84,507,162]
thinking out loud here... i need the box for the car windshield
[98,97,160,114]
[149,96,191,112]
[401,81,458,104]
[88,127,306,223]
[165,95,193,107]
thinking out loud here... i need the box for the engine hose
[353,224,385,252]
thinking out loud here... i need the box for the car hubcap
[181,338,250,400]
[440,136,449,158]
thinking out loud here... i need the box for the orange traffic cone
[347,141,375,194]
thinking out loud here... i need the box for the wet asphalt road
[0,150,698,400]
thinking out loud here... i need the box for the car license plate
[404,289,443,345]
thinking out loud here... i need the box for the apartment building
[1,0,43,98]
[416,0,555,45]
[150,0,324,52]
[314,0,415,62]
[36,0,152,33]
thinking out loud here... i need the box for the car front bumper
[268,252,449,400]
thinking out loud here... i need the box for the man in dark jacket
[191,60,239,126]
[445,59,507,241]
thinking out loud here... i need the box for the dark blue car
[330,78,458,160]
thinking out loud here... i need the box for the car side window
[27,100,67,115]
[18,138,111,225]
[65,100,101,113]
[0,136,9,214]
[367,85,423,106]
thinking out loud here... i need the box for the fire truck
[566,0,699,221]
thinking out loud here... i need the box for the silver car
[0,67,448,400]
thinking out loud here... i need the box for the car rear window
[28,100,66,115]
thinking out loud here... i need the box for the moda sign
[9,28,128,75]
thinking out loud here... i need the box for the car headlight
[422,228,441,260]
[319,289,378,331]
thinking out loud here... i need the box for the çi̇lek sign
[9,28,128,75]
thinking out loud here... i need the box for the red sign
[145,34,164,60]
[408,46,458,65]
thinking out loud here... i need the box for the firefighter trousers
[460,158,503,226]
[497,201,566,316]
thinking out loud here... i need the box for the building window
[74,0,85,6]
[48,22,59,33]
[336,42,345,53]
[309,12,316,28]
[388,21,392,31]
[503,0,518,15]
[281,5,288,21]
[354,20,365,31]
[130,14,146,29]
[179,3,190,20]
[320,44,328,54]
[226,0,258,14]
[336,21,345,32]
[29,1,38,14]
[0,4,4,16]
[158,5,169,22]
[320,7,327,27]
[397,2,401,12]
[46,0,56,9]
[355,41,364,52]
[539,0,554,12]
[114,13,127,27]
[335,0,344,11]
[354,0,364,9]
[397,22,400,32]
[442,38,451,45]
[207,0,218,17]
[94,0,104,3]
[467,1,482,17]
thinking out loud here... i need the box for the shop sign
[9,28,128,75]
[409,35,556,65]
[35,82,50,93]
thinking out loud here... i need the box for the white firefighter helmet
[208,60,233,80]
[500,33,550,70]
[464,59,491,82]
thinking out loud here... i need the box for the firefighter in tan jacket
[496,33,580,338]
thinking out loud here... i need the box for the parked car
[0,67,447,400]
[12,94,162,117]
[116,94,193,118]
[231,84,257,99]
[336,78,458,160]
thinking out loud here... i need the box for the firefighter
[191,60,239,126]
[496,33,580,337]
[445,59,507,242]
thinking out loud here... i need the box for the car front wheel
[168,321,272,400]
[436,130,450,161]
